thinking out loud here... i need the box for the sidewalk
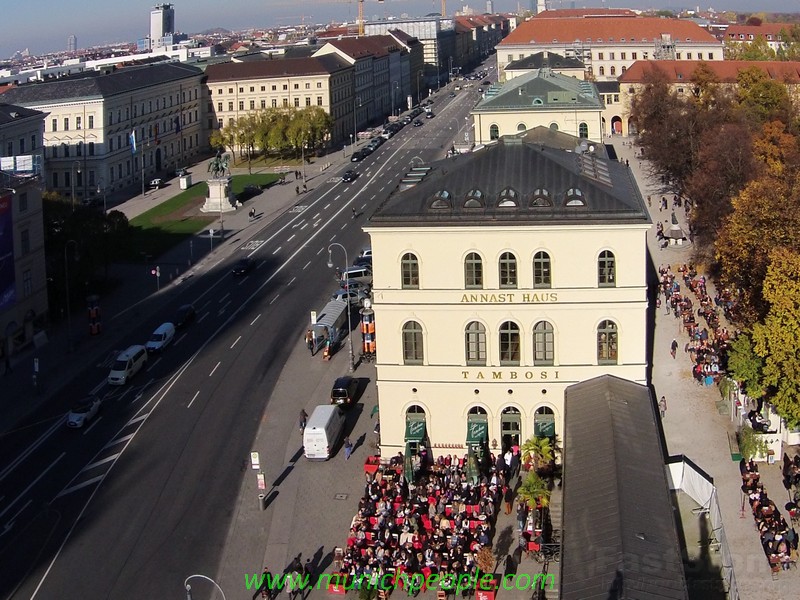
[613,137,800,599]
[0,148,354,438]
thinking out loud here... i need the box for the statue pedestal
[201,177,236,214]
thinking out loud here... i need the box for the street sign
[310,310,317,325]
[209,228,214,236]
[257,472,266,490]
[250,451,260,470]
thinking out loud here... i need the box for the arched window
[578,122,588,139]
[533,321,554,366]
[468,406,488,415]
[597,320,618,364]
[599,66,605,76]
[489,124,500,140]
[499,252,518,289]
[549,122,559,131]
[401,253,419,289]
[517,123,526,132]
[530,188,551,207]
[464,189,484,208]
[430,190,452,209]
[621,65,627,73]
[533,251,551,288]
[402,321,424,364]
[465,252,483,289]
[465,321,487,366]
[598,250,616,287]
[610,66,616,76]
[407,404,426,415]
[498,187,519,207]
[534,406,555,438]
[565,188,585,206]
[532,98,544,105]
[499,321,520,366]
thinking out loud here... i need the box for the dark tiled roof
[0,103,44,126]
[475,69,602,111]
[595,80,620,93]
[561,376,689,600]
[505,52,584,71]
[388,29,420,46]
[0,62,203,106]
[368,131,648,227]
[206,54,351,82]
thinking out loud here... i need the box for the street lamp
[327,243,354,373]
[353,96,362,151]
[393,81,399,116]
[184,575,227,600]
[349,133,354,157]
[70,160,81,211]
[64,240,79,351]
[416,71,423,105]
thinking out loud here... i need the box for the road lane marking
[238,277,248,286]
[82,417,102,436]
[287,234,295,242]
[250,314,261,325]
[174,332,188,347]
[81,454,120,472]
[288,277,296,286]
[330,235,336,241]
[230,335,241,349]
[56,475,105,498]
[0,417,65,483]
[324,203,331,209]
[0,452,64,520]
[197,312,209,324]
[257,260,266,269]
[126,414,148,426]
[300,223,308,230]
[187,391,200,408]
[146,357,161,372]
[340,223,347,230]
[313,212,320,219]
[361,203,367,210]
[316,247,324,255]
[90,380,106,395]
[270,295,279,305]
[2,498,31,535]
[117,388,132,402]
[272,246,282,255]
[335,195,341,200]
[303,261,311,270]
[219,300,231,314]
[209,361,221,376]
[219,292,230,303]
[105,434,134,448]
[313,219,321,227]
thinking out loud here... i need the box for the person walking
[670,339,678,359]
[659,396,667,419]
[516,501,528,532]
[503,485,514,514]
[305,329,314,354]
[295,185,300,195]
[302,183,307,193]
[299,409,308,434]
[344,437,353,460]
[351,207,356,219]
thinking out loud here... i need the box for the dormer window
[530,188,551,207]
[532,98,543,105]
[565,188,585,206]
[498,187,519,208]
[464,189,484,208]
[430,190,452,209]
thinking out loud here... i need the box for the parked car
[351,151,365,162]
[330,376,359,408]
[331,288,369,307]
[359,247,373,259]
[149,178,164,189]
[67,396,102,428]
[174,304,196,328]
[342,170,358,183]
[449,92,456,98]
[413,120,423,127]
[145,322,176,353]
[339,278,371,294]
[426,112,435,119]
[232,257,255,276]
[175,168,188,177]
[353,255,372,268]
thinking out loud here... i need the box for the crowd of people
[658,264,731,386]
[336,451,522,593]
[741,459,798,574]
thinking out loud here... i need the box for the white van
[303,404,346,461]
[145,322,175,353]
[340,265,372,286]
[107,345,148,386]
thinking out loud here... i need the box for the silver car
[67,396,102,428]
[331,289,369,307]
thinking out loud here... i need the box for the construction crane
[273,0,390,37]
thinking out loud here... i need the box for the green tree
[777,25,800,61]
[517,472,550,509]
[520,435,553,472]
[736,66,794,124]
[725,36,776,61]
[727,332,765,399]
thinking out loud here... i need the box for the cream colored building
[1,62,205,199]
[470,69,604,145]
[0,104,48,363]
[364,133,650,461]
[205,55,354,146]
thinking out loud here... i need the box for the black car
[330,376,359,407]
[174,304,196,328]
[482,80,491,86]
[232,257,255,276]
[426,112,435,119]
[351,151,365,162]
[342,170,357,182]
[413,120,422,127]
[449,92,456,98]
[353,255,372,268]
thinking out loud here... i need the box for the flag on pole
[130,129,137,154]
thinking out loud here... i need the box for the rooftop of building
[0,62,203,106]
[474,68,602,112]
[0,103,44,126]
[726,23,793,37]
[368,129,649,228]
[619,59,800,84]
[205,54,351,82]
[501,16,719,46]
[534,8,639,19]
[504,51,584,72]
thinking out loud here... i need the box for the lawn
[122,173,281,260]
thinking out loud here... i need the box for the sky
[3,0,799,59]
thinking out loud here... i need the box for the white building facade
[365,134,650,460]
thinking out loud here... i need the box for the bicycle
[533,543,560,563]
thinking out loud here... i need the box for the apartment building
[1,62,205,199]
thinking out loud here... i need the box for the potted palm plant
[520,436,554,473]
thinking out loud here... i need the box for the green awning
[466,420,488,444]
[534,415,556,438]
[405,419,426,441]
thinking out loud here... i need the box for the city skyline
[2,0,799,60]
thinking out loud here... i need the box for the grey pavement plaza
[3,134,798,600]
